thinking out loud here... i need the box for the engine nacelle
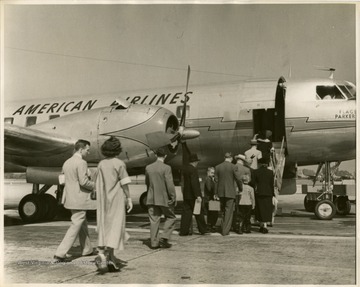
[26,167,62,185]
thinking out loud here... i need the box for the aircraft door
[252,77,286,143]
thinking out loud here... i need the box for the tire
[42,194,58,221]
[304,195,317,212]
[139,192,148,211]
[334,196,351,215]
[18,194,46,223]
[314,199,336,220]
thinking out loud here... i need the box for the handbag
[208,200,221,211]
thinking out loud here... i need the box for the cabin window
[26,116,37,126]
[338,85,355,100]
[4,117,14,124]
[316,85,345,100]
[176,105,190,119]
[49,115,60,120]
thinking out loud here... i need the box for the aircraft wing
[4,123,75,156]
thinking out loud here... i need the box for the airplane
[4,69,356,222]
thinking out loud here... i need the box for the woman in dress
[253,157,274,234]
[95,136,133,272]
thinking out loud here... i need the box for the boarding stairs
[270,137,286,192]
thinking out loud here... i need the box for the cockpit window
[316,85,346,100]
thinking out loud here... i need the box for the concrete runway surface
[2,182,357,285]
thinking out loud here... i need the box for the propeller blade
[182,141,191,166]
[180,65,191,127]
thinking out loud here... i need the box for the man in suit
[214,152,242,236]
[179,153,208,236]
[145,148,177,249]
[54,139,96,262]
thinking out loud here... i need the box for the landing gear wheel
[304,195,317,212]
[18,194,46,223]
[334,196,351,215]
[314,199,336,220]
[139,192,148,211]
[42,194,58,221]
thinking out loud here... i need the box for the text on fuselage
[12,100,98,116]
[335,109,356,119]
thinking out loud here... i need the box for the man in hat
[145,147,177,249]
[245,138,262,170]
[179,153,208,236]
[214,152,242,236]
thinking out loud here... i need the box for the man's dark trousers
[180,199,207,235]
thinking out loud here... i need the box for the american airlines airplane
[4,70,356,222]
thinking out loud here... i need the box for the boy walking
[237,174,255,234]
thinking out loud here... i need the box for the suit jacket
[145,160,176,207]
[62,153,96,210]
[234,163,251,182]
[182,164,202,200]
[253,166,275,197]
[214,161,242,199]
[204,176,215,202]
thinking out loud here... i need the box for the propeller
[179,65,193,166]
[145,65,199,161]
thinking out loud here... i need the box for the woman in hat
[95,136,133,272]
[252,157,275,234]
[257,130,273,166]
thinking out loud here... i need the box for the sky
[2,2,357,172]
[3,3,356,101]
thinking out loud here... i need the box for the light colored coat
[239,184,255,208]
[145,160,176,207]
[96,157,131,250]
[62,153,96,210]
[245,147,262,169]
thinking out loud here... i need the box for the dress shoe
[53,254,72,263]
[179,233,190,236]
[95,254,108,273]
[150,245,160,250]
[107,260,120,272]
[83,250,98,256]
[262,228,269,234]
[116,258,128,265]
[237,230,243,234]
[259,227,264,233]
[244,230,251,234]
[159,238,172,248]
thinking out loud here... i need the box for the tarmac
[2,191,358,285]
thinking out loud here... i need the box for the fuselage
[4,76,356,175]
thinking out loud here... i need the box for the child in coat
[237,174,255,234]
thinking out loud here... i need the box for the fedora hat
[235,154,249,163]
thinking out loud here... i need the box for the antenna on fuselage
[315,66,336,79]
